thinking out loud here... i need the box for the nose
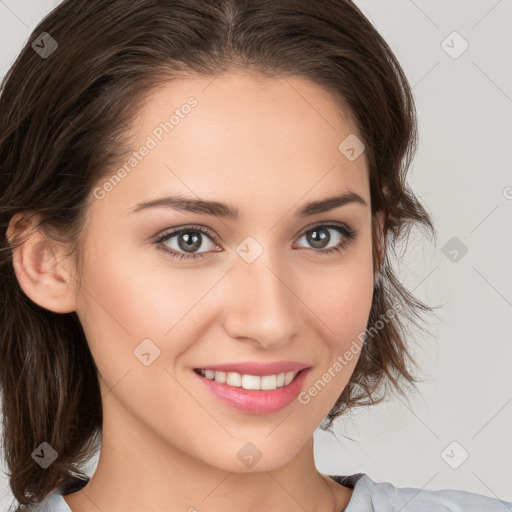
[222,250,301,350]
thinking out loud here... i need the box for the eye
[155,224,219,261]
[155,222,357,261]
[293,222,356,255]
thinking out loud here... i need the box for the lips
[192,366,312,414]
[193,361,311,376]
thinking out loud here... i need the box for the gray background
[1,0,511,508]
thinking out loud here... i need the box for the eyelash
[154,222,357,261]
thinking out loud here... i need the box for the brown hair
[0,0,438,508]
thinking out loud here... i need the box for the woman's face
[73,70,378,472]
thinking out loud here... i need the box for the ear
[6,212,77,313]
[372,210,386,283]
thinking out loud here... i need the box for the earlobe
[6,212,77,314]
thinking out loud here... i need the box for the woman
[0,0,510,511]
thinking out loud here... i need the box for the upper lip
[194,361,311,376]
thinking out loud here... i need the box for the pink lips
[192,366,312,415]
[194,361,310,376]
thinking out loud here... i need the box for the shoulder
[329,473,512,511]
[13,477,88,512]
[10,492,70,512]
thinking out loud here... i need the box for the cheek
[297,241,375,402]
[75,236,227,386]
[304,236,375,346]
[74,237,171,382]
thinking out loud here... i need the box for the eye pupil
[178,231,202,252]
[307,228,330,249]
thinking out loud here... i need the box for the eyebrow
[129,191,367,220]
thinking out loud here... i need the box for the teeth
[226,372,242,387]
[198,369,298,390]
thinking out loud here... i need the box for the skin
[9,70,384,512]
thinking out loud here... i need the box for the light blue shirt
[22,473,512,511]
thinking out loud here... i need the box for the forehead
[134,70,360,151]
[97,70,370,219]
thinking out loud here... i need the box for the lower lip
[192,368,311,414]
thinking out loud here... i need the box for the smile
[192,367,311,414]
[194,368,299,390]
